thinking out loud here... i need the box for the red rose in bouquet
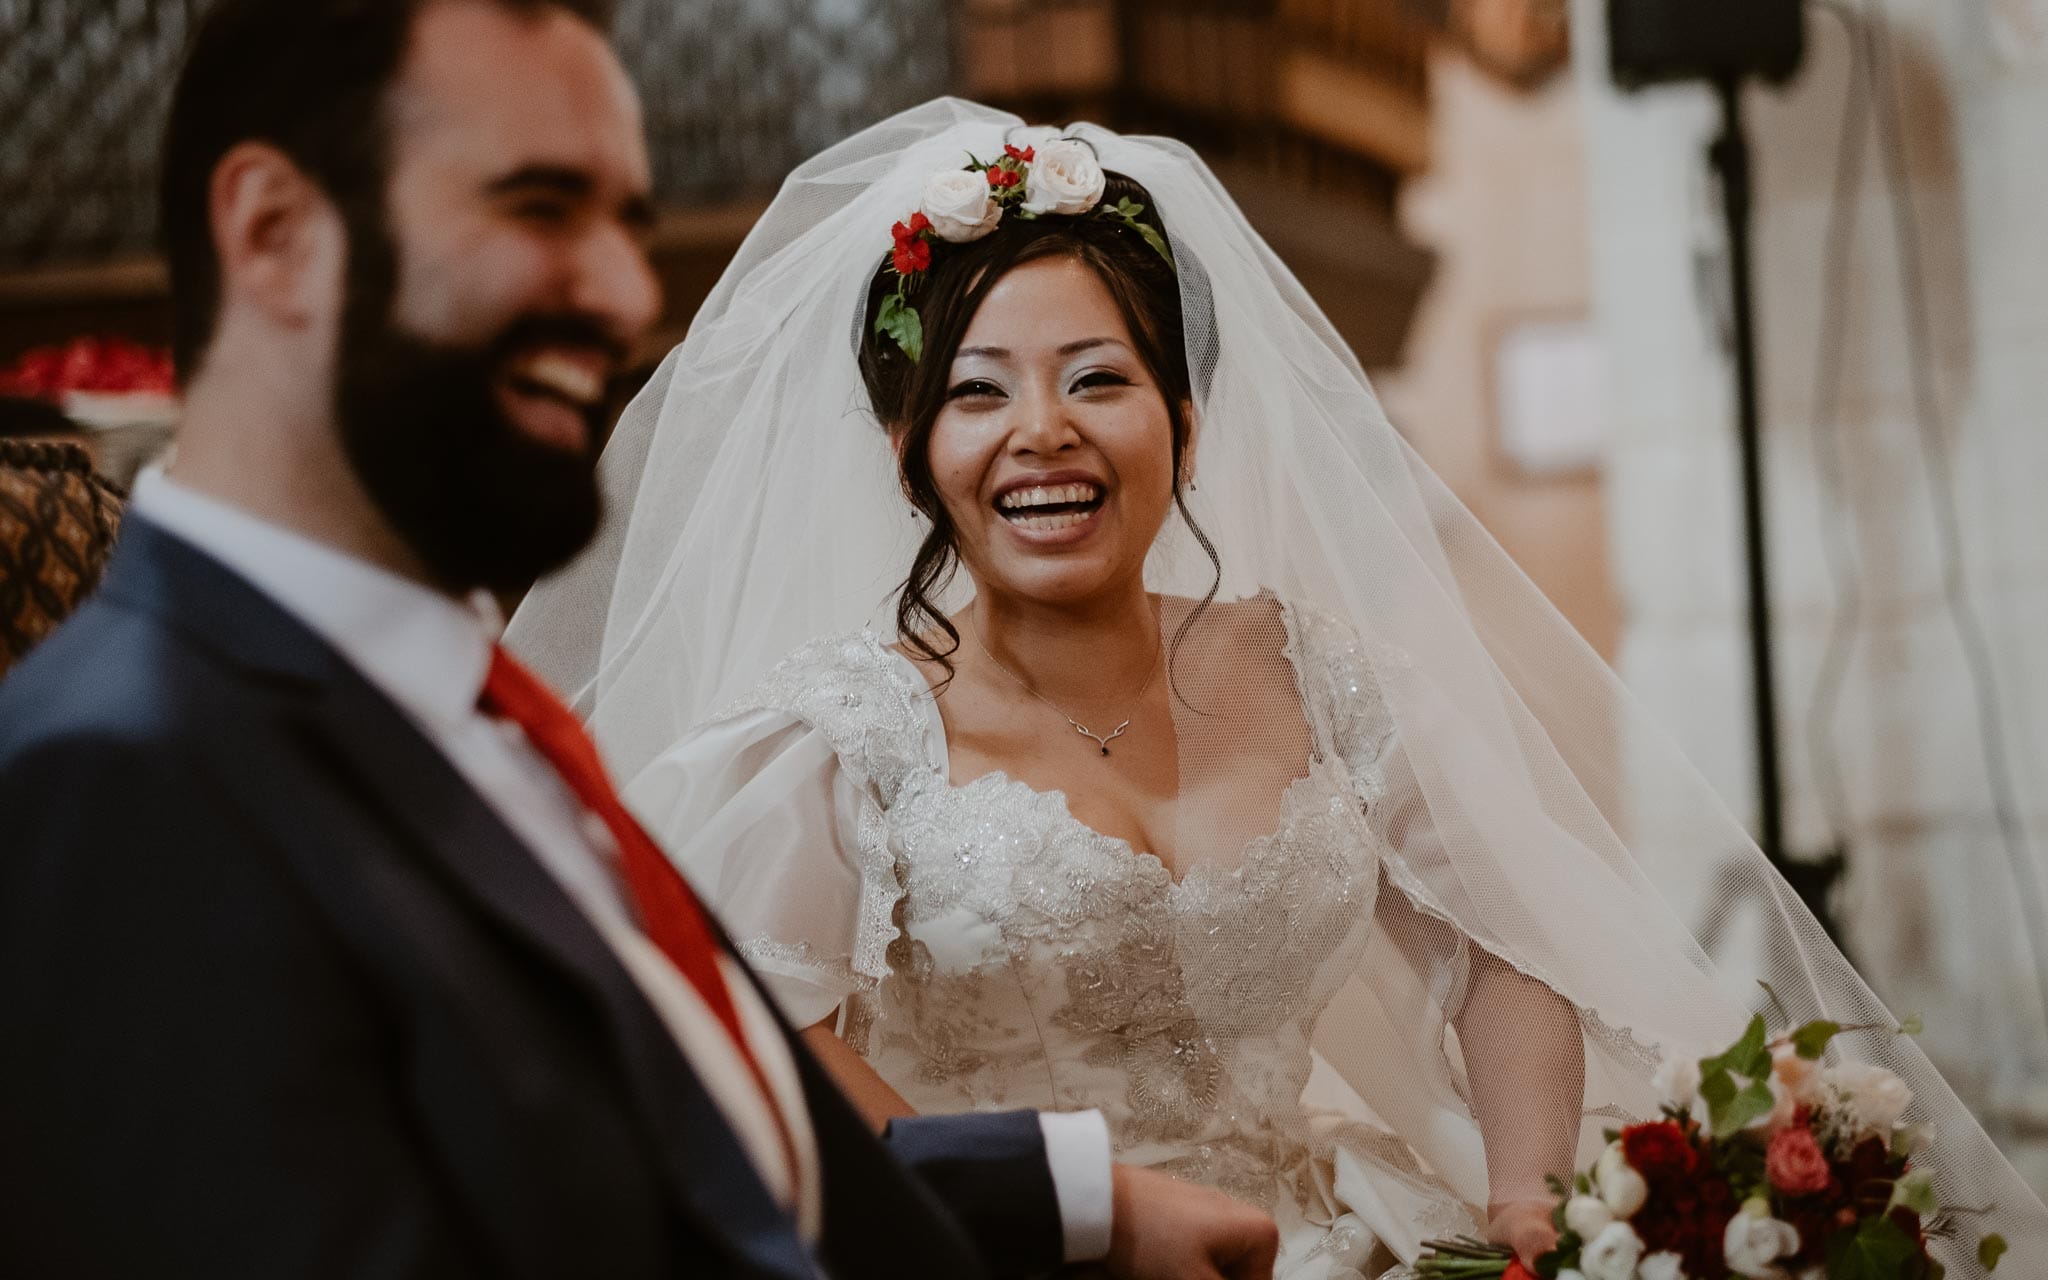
[1765,1126,1832,1196]
[1622,1119,1698,1183]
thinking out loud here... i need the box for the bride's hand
[1486,1199,1558,1267]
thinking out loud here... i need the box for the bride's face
[922,255,1179,609]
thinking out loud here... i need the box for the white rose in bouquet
[919,169,1003,243]
[1565,1193,1615,1240]
[1594,1141,1650,1216]
[1580,1222,1646,1280]
[1022,138,1108,216]
[1723,1200,1802,1278]
[1639,1252,1690,1280]
[1824,1060,1913,1134]
[1653,1051,1703,1108]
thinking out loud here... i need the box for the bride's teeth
[1007,508,1091,531]
[998,481,1102,511]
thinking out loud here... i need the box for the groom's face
[334,2,661,592]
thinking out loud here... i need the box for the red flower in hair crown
[875,137,1175,362]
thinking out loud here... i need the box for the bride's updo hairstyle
[858,167,1218,669]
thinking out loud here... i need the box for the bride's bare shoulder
[885,634,957,696]
[1162,589,1292,653]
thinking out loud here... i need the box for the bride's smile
[991,471,1106,540]
[924,255,1182,607]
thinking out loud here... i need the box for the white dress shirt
[128,472,1114,1261]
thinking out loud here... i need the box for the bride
[509,100,2046,1276]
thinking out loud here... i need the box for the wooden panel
[1207,161,1435,368]
[955,1,1122,100]
[1274,47,1432,174]
[0,201,768,371]
[0,261,172,367]
[1276,0,1433,92]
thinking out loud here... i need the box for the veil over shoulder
[506,98,2048,1270]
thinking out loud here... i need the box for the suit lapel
[103,521,822,1280]
[302,684,820,1279]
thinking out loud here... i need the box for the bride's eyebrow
[953,338,1126,363]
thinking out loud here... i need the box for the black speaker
[1608,0,1805,88]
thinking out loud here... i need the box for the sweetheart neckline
[858,624,1352,892]
[916,759,1349,894]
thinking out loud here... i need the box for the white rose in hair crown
[872,138,1174,364]
[1022,137,1108,215]
[1416,995,2008,1280]
[918,168,1003,243]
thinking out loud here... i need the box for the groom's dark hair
[159,0,618,380]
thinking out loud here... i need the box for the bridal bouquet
[1419,1006,2006,1280]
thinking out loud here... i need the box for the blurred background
[4,0,2046,1194]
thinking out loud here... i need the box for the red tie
[478,645,798,1178]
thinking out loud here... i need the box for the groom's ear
[208,141,345,339]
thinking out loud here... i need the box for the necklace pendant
[1073,719,1130,758]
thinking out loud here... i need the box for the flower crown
[874,138,1175,362]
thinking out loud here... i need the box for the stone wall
[1573,0,2048,1180]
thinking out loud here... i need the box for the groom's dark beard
[333,244,617,594]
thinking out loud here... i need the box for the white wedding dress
[632,602,1529,1278]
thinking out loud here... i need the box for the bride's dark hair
[858,168,1220,672]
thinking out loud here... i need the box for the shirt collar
[129,471,497,734]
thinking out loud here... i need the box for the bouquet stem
[1415,1236,1516,1279]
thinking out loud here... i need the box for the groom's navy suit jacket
[0,519,1064,1279]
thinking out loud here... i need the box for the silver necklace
[973,626,1163,757]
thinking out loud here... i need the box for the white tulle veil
[506,98,2045,1267]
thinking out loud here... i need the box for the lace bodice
[674,604,1473,1272]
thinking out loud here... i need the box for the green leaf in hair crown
[874,288,923,365]
[1099,196,1176,267]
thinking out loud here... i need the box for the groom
[0,2,1278,1277]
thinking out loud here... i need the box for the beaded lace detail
[719,632,932,986]
[725,606,1492,1270]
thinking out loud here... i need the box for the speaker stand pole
[1708,74,1850,944]
[1708,75,1787,873]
